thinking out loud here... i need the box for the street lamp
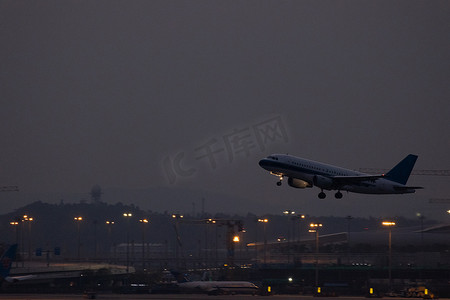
[297,214,306,242]
[10,220,19,267]
[283,210,295,215]
[105,220,115,262]
[382,221,396,291]
[258,218,269,264]
[74,217,83,261]
[283,210,295,264]
[22,215,34,261]
[310,222,323,288]
[172,214,184,269]
[123,213,133,273]
[139,218,149,270]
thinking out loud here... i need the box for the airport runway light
[382,220,396,290]
[283,210,295,215]
[123,213,132,217]
[233,235,240,243]
[172,214,183,219]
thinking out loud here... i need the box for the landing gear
[276,176,283,186]
[335,191,343,199]
[318,191,326,199]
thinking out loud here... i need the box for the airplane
[0,244,35,283]
[259,154,423,199]
[168,270,259,295]
[178,280,259,295]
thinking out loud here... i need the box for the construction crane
[358,169,450,176]
[0,186,19,192]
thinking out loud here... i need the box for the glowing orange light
[382,221,396,226]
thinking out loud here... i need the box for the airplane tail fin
[384,154,418,185]
[0,244,17,279]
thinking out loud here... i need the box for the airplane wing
[332,174,385,184]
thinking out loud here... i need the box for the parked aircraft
[0,244,35,283]
[178,280,259,295]
[259,154,423,199]
[169,271,258,295]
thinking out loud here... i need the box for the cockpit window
[268,156,278,160]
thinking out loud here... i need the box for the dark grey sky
[1,1,449,220]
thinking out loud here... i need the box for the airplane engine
[288,177,312,189]
[313,175,334,190]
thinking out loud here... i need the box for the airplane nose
[259,158,270,169]
[258,159,266,167]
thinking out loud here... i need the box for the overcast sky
[1,1,449,220]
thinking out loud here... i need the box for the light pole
[10,220,19,267]
[139,218,149,270]
[283,210,295,264]
[74,217,83,261]
[205,218,217,268]
[345,215,353,265]
[293,214,306,242]
[123,213,133,273]
[310,222,323,288]
[416,213,425,270]
[172,214,184,269]
[105,220,115,262]
[93,220,98,260]
[22,215,34,263]
[382,221,396,291]
[258,218,269,264]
